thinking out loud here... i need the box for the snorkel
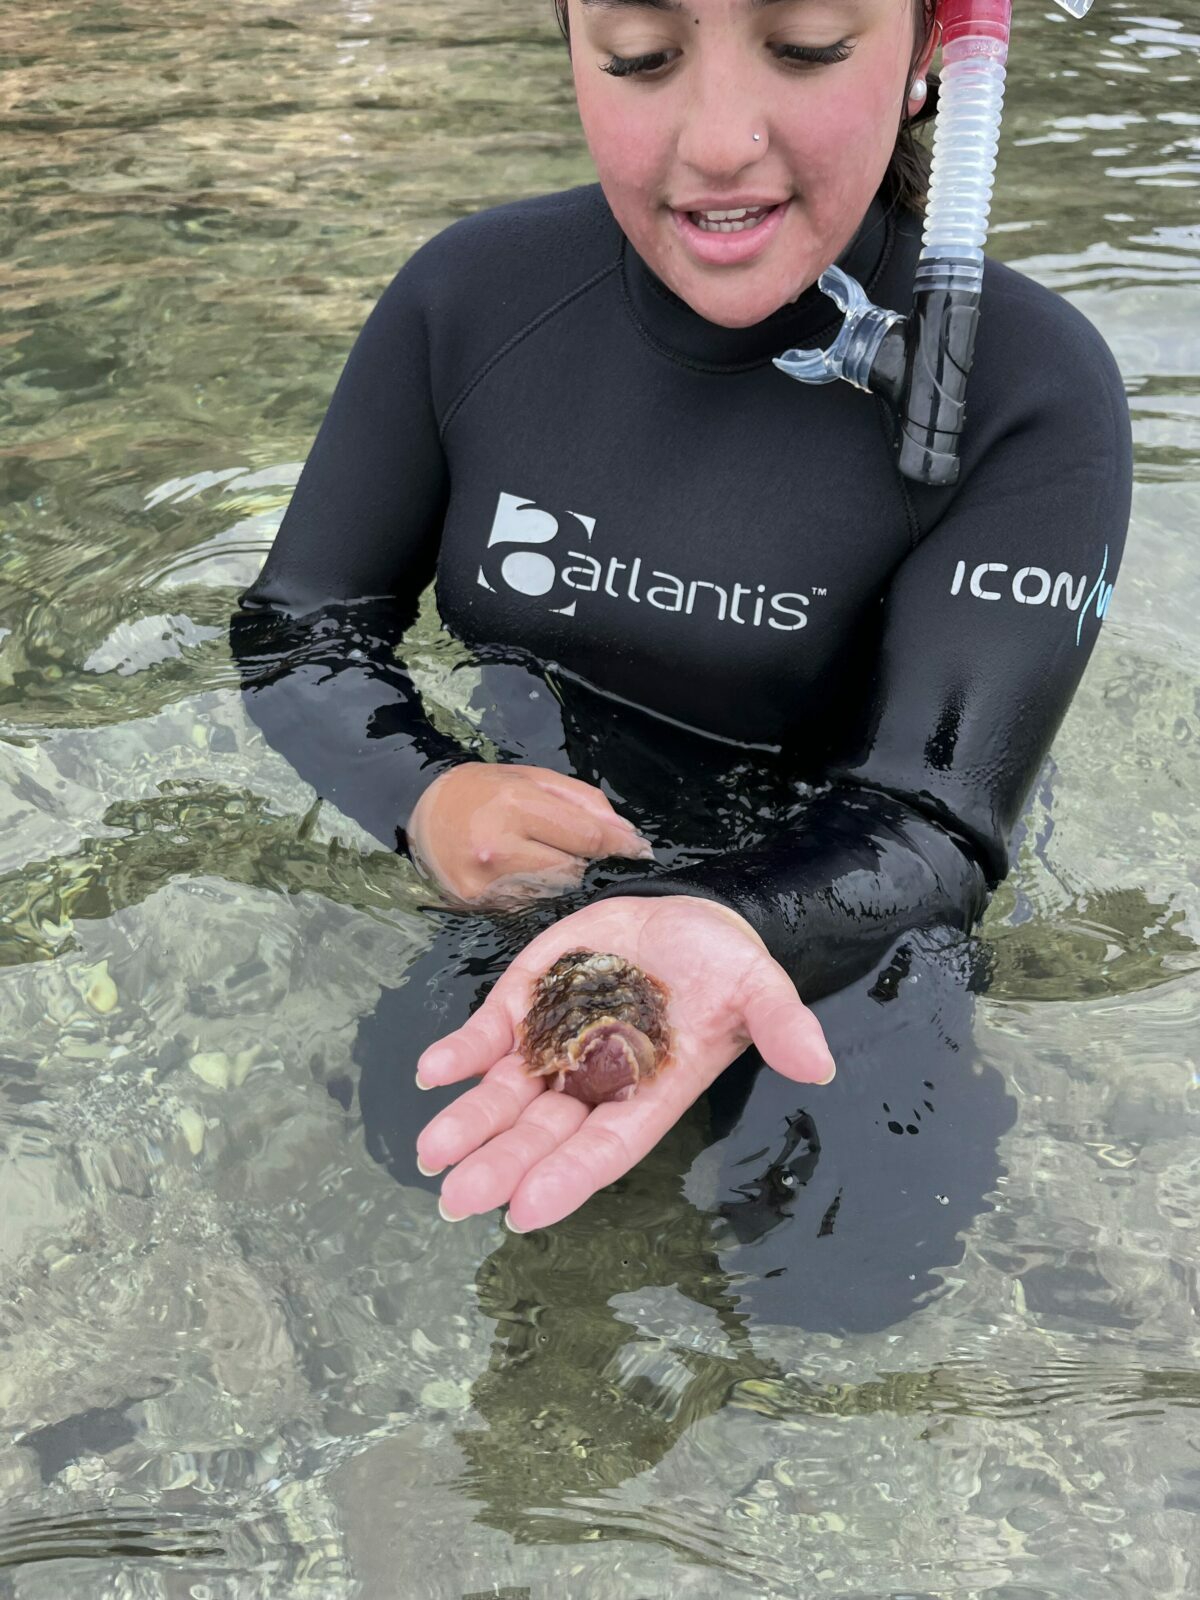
[775,0,1096,486]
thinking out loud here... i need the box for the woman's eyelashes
[776,40,854,69]
[600,40,854,80]
[600,49,679,79]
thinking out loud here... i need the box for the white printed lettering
[604,558,628,598]
[970,563,1006,600]
[686,579,728,621]
[481,492,830,635]
[1051,571,1085,610]
[768,593,810,631]
[949,541,1114,649]
[1013,565,1052,605]
[561,552,602,592]
[646,571,686,612]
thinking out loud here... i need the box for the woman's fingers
[505,1095,679,1232]
[436,1088,590,1218]
[416,1053,549,1173]
[408,764,649,904]
[416,995,519,1088]
[741,967,836,1085]
[522,794,653,862]
[529,772,646,839]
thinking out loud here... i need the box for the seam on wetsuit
[869,202,925,554]
[876,396,924,550]
[438,257,623,438]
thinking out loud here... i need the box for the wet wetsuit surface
[231,185,1130,1331]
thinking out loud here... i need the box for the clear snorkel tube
[775,0,1096,486]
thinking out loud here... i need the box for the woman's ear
[915,2,942,83]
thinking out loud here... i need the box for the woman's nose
[674,58,769,181]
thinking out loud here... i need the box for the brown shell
[519,950,672,1105]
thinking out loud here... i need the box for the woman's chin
[669,269,816,330]
[652,231,820,328]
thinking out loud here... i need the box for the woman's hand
[414,895,836,1231]
[406,764,653,908]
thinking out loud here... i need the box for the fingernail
[415,1072,434,1091]
[438,1197,468,1223]
[416,1155,445,1177]
[818,1058,837,1085]
[504,1212,528,1234]
[418,1045,451,1082]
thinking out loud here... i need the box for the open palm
[414,894,836,1232]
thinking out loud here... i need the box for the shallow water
[2,1,1199,1595]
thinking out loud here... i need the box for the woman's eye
[774,39,855,70]
[601,50,679,80]
[599,38,852,81]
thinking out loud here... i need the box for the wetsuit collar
[620,195,893,370]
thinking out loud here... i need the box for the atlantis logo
[950,547,1114,646]
[477,492,815,631]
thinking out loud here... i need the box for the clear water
[1,2,1198,1595]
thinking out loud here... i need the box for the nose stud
[752,133,762,142]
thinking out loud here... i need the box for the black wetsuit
[231,184,1130,1332]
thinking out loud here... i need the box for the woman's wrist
[683,895,769,952]
[603,890,769,954]
[402,765,461,878]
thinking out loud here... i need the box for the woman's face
[567,0,931,328]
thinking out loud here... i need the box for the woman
[232,0,1130,1305]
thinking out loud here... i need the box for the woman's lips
[670,199,790,266]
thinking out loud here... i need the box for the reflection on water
[2,0,1199,1595]
[0,1510,226,1570]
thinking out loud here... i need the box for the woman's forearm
[230,598,477,850]
[590,784,990,1003]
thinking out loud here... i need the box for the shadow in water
[356,912,1014,1543]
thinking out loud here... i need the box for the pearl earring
[910,77,928,104]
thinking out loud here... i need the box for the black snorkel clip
[774,0,1096,488]
[774,265,977,488]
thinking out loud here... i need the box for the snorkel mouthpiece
[774,0,1095,486]
[772,266,904,392]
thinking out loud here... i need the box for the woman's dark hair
[552,0,938,214]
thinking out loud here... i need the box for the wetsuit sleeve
[230,261,477,850]
[593,311,1132,1004]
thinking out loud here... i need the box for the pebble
[81,961,118,1014]
[420,1379,471,1412]
[190,1051,232,1089]
[188,1048,259,1090]
[178,1107,206,1155]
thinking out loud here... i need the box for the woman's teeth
[689,205,775,233]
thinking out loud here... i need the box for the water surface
[1,2,1198,1596]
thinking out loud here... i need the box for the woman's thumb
[741,967,836,1085]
